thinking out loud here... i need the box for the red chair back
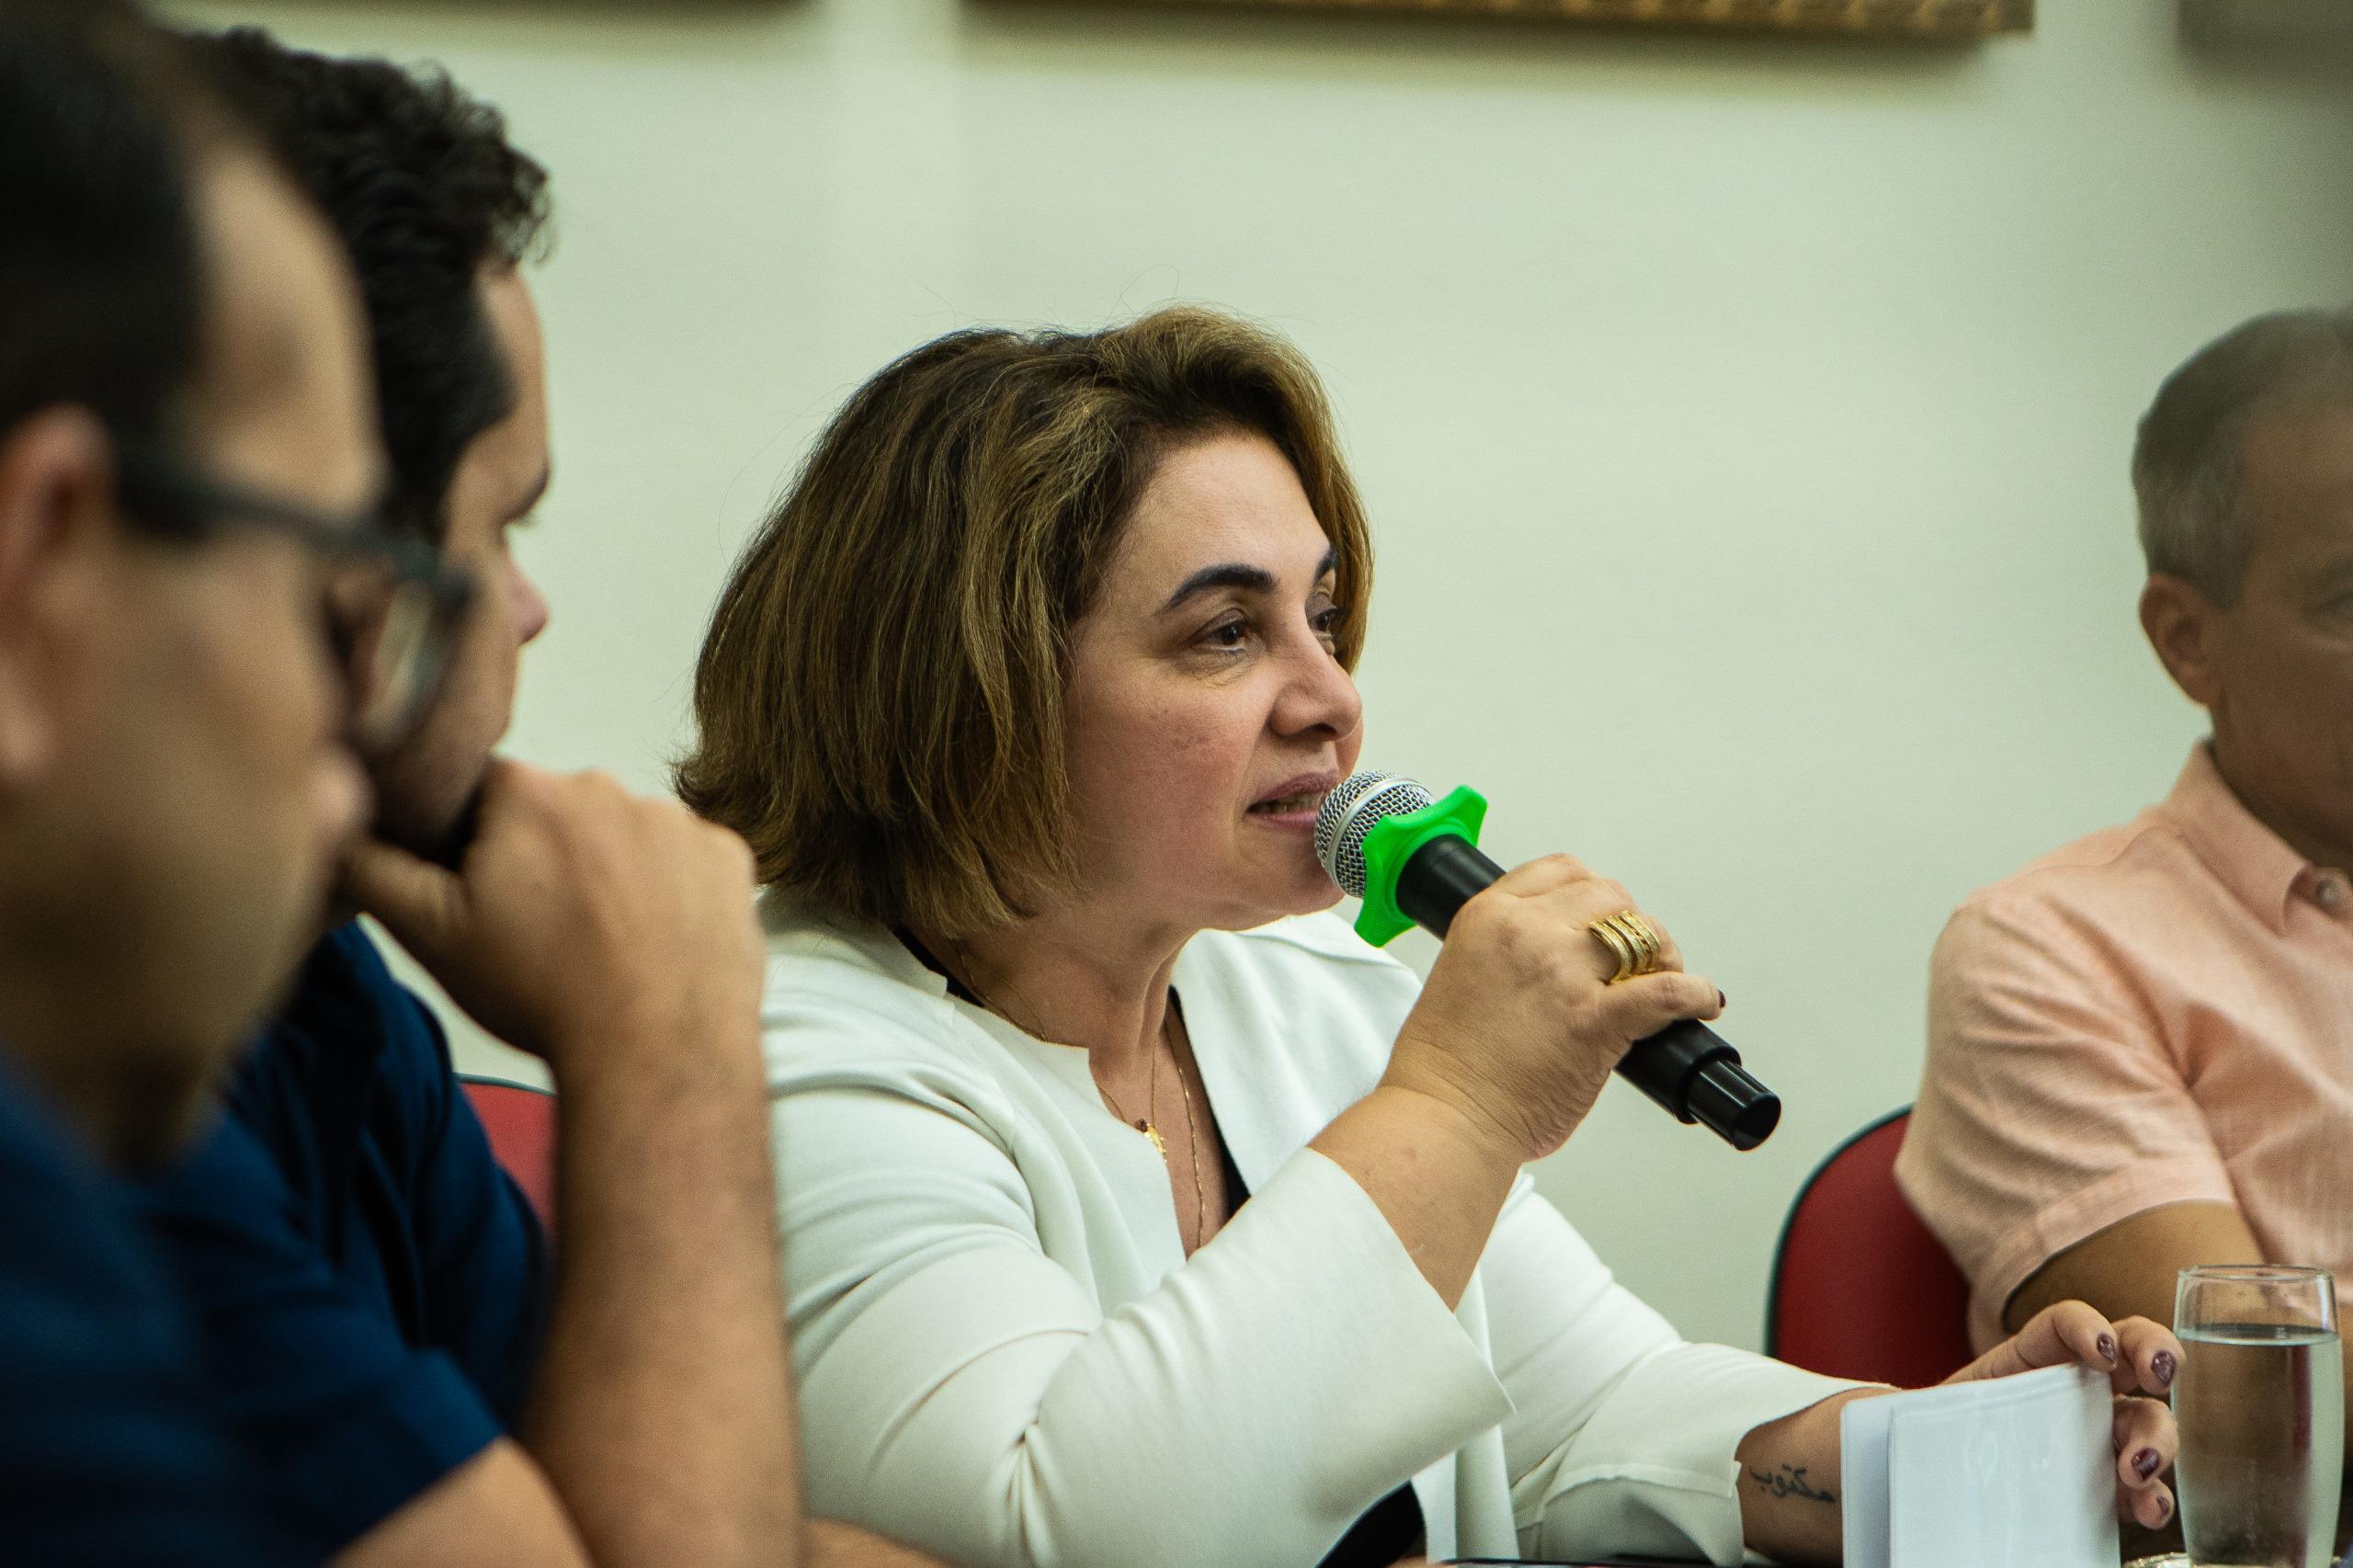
[1766,1108,1973,1387]
[460,1075,557,1232]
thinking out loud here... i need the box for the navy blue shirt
[0,1051,302,1564]
[134,922,553,1556]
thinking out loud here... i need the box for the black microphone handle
[1393,835,1780,1152]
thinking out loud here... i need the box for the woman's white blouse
[762,902,1852,1568]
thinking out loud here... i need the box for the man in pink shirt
[1899,309,2353,1449]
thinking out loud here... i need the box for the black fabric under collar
[894,928,982,1006]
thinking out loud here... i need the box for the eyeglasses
[110,436,475,756]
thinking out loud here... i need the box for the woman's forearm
[1308,1084,1524,1310]
[1733,1388,1882,1565]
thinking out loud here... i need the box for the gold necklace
[951,937,1169,1154]
[1167,1002,1210,1249]
[1095,1043,1165,1156]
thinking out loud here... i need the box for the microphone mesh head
[1313,771,1435,898]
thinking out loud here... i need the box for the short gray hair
[2133,308,2353,606]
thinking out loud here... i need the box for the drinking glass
[2175,1265,2343,1568]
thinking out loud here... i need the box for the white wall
[177,0,2353,1351]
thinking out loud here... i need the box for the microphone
[1313,771,1780,1152]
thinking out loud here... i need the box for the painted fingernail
[1716,989,1728,1010]
[2153,1492,2173,1524]
[2153,1350,2177,1389]
[2132,1449,2161,1482]
[2097,1333,2119,1365]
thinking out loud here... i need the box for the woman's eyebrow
[1161,548,1340,613]
[1162,562,1274,612]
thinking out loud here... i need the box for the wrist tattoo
[1747,1463,1836,1506]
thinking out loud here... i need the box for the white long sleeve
[777,1075,1508,1568]
[1480,1184,1854,1562]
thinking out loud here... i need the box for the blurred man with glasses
[0,3,405,1558]
[130,26,907,1568]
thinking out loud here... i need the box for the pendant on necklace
[1137,1121,1165,1155]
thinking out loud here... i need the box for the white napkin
[1841,1365,2118,1568]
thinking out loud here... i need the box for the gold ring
[1589,915,1639,983]
[1590,909,1663,984]
[1610,910,1663,972]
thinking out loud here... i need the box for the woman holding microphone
[678,307,2177,1568]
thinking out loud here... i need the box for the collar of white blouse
[902,934,1291,1269]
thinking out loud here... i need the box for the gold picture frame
[1116,0,2032,35]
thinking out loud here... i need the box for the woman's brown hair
[676,306,1374,937]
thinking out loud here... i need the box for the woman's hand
[1314,855,1720,1308]
[1943,1301,2181,1530]
[1737,1301,2181,1564]
[1379,853,1723,1166]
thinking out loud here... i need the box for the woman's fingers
[1486,851,1597,898]
[1595,970,1726,1041]
[1483,857,1689,985]
[1984,1305,2182,1397]
[2113,1396,2177,1529]
[1947,1300,2120,1384]
[1850,1299,2185,1534]
[2111,1316,2184,1397]
[1942,1304,2182,1531]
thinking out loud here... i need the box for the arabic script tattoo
[1747,1463,1837,1506]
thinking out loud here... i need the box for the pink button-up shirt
[1897,744,2353,1350]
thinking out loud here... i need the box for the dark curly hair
[183,27,551,540]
